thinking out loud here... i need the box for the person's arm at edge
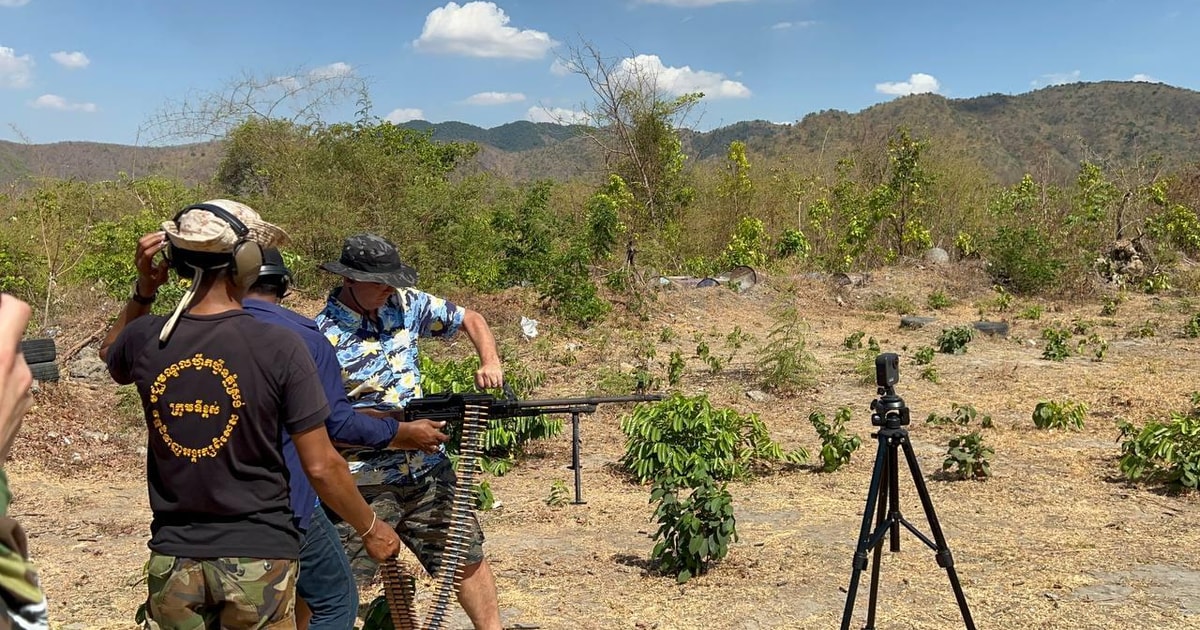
[99,232,170,365]
[291,423,399,561]
[461,308,503,389]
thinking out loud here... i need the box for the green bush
[649,466,737,584]
[943,432,993,480]
[620,393,807,483]
[1118,393,1200,490]
[756,303,819,392]
[984,226,1064,294]
[809,407,862,472]
[936,326,974,354]
[1032,400,1087,430]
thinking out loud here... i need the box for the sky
[0,0,1196,145]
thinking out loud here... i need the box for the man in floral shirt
[316,233,503,630]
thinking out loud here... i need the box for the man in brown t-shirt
[100,200,400,629]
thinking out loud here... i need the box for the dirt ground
[11,261,1200,629]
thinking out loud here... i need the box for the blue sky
[0,0,1196,145]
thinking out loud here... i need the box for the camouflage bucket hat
[162,199,288,254]
[320,233,417,288]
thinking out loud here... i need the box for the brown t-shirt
[106,310,329,559]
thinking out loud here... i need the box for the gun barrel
[509,394,663,409]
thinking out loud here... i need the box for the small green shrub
[1118,393,1200,490]
[926,291,953,310]
[650,467,737,584]
[809,407,862,473]
[756,303,819,392]
[926,403,993,428]
[1041,326,1072,361]
[936,326,974,354]
[843,331,866,350]
[943,432,993,480]
[1032,400,1087,430]
[667,349,686,387]
[984,227,1064,294]
[620,393,807,483]
[776,228,811,259]
[546,480,569,507]
[1184,314,1200,338]
[920,365,940,383]
[1018,305,1044,320]
[868,295,916,315]
[659,327,677,343]
[1101,293,1124,316]
[912,346,935,365]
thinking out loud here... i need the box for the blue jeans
[297,505,358,629]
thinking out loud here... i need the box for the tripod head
[870,353,910,428]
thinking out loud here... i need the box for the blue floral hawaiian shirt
[315,286,465,485]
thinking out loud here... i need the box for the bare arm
[99,232,170,362]
[461,309,503,389]
[0,294,33,464]
[292,424,400,561]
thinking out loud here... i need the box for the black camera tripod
[840,355,976,630]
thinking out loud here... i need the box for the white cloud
[414,1,557,59]
[549,58,575,77]
[617,54,751,99]
[50,51,90,69]
[639,0,753,6]
[310,62,354,79]
[463,91,526,105]
[1031,70,1080,87]
[527,106,590,125]
[1131,73,1160,83]
[875,72,941,96]
[30,93,97,112]
[0,46,33,88]
[384,108,425,124]
[770,20,816,30]
[0,0,31,7]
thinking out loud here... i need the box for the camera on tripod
[869,353,909,428]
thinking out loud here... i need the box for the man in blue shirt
[244,249,448,630]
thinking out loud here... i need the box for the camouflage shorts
[144,553,297,630]
[331,459,485,590]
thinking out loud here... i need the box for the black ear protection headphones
[257,259,293,299]
[166,203,263,290]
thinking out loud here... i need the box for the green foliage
[717,141,753,217]
[1185,314,1200,338]
[926,291,952,310]
[1032,400,1087,430]
[717,216,768,269]
[546,480,570,507]
[1041,326,1072,361]
[649,466,737,584]
[619,392,807,483]
[926,403,994,428]
[475,479,495,511]
[809,408,862,472]
[1142,271,1172,294]
[776,228,811,260]
[1145,203,1200,256]
[936,326,974,354]
[491,181,558,286]
[919,365,940,383]
[1118,393,1200,490]
[538,246,611,327]
[912,346,935,366]
[1018,304,1044,320]
[659,326,677,343]
[843,331,866,350]
[667,350,686,387]
[943,432,993,480]
[756,302,819,392]
[418,354,560,476]
[985,226,1064,294]
[868,295,916,315]
[584,175,634,261]
[954,232,976,258]
[1101,293,1124,316]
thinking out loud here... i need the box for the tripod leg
[864,436,902,628]
[840,433,890,630]
[899,436,977,630]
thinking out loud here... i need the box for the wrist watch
[131,281,157,305]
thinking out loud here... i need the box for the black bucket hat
[320,233,417,288]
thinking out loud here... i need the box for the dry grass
[12,262,1200,629]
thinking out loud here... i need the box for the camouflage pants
[144,553,297,630]
[331,459,484,590]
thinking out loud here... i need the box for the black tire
[696,277,720,288]
[28,361,59,383]
[20,338,56,363]
[973,321,1010,337]
[900,316,937,329]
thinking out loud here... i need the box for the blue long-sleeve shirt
[244,298,399,531]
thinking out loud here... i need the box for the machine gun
[404,388,663,504]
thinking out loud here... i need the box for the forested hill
[3,81,1197,186]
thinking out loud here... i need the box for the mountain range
[2,81,1197,188]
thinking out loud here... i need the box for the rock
[69,354,108,381]
[923,247,950,265]
[745,390,773,402]
[972,321,1010,337]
